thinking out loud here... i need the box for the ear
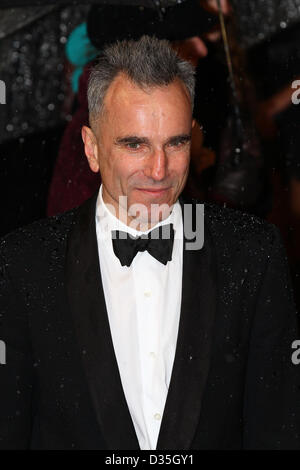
[192,118,196,128]
[81,125,99,173]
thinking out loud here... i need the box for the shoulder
[183,199,282,257]
[203,201,278,242]
[200,202,287,282]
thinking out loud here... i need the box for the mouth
[136,187,170,196]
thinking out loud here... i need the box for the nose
[145,148,167,181]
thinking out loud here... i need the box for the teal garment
[65,22,99,93]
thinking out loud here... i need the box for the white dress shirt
[95,184,183,450]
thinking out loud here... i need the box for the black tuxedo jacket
[0,193,299,450]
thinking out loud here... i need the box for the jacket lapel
[65,192,217,450]
[156,197,217,450]
[65,192,140,450]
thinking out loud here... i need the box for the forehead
[101,73,192,130]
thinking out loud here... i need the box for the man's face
[82,73,194,228]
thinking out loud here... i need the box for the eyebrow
[115,136,150,146]
[166,134,191,146]
[115,134,192,146]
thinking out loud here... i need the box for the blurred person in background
[248,23,300,256]
[227,0,300,308]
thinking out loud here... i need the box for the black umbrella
[0,0,218,40]
[0,0,180,9]
[87,0,218,47]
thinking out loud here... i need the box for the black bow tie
[111,224,175,267]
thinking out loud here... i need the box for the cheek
[169,152,190,176]
[107,153,144,185]
[117,154,143,177]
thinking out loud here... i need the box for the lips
[137,187,170,194]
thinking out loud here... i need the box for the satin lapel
[156,197,217,450]
[65,193,140,450]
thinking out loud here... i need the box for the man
[0,36,299,450]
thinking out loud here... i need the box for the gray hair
[87,35,196,131]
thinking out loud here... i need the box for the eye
[126,142,141,150]
[170,139,189,148]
